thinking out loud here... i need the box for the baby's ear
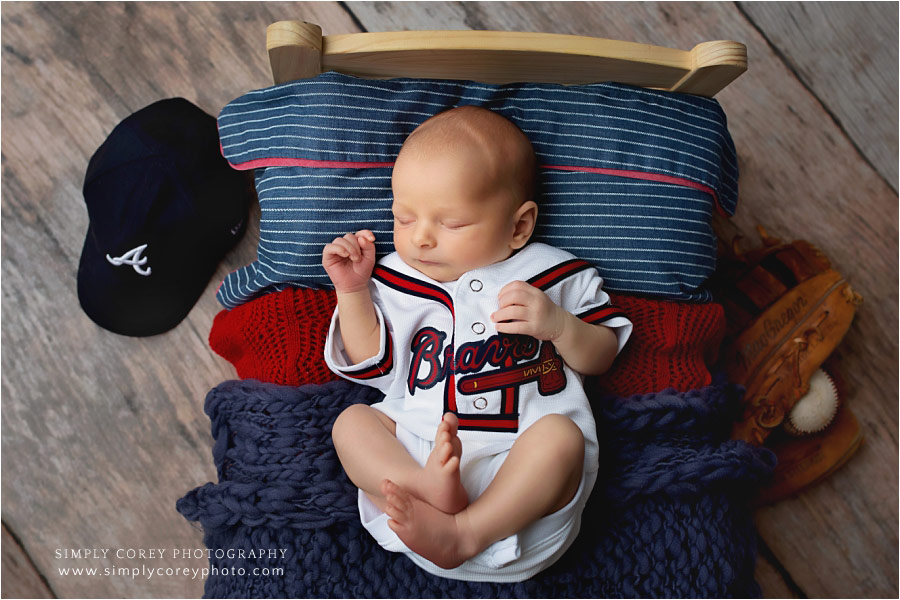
[510,201,538,249]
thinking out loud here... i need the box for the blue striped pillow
[216,72,738,308]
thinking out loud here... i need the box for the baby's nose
[412,225,436,247]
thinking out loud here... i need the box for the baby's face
[391,149,522,282]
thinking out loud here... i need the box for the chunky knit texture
[209,287,339,386]
[177,378,775,598]
[593,294,726,396]
[208,289,725,395]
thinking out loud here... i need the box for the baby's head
[390,106,538,282]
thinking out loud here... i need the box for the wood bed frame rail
[266,21,747,96]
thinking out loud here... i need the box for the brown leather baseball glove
[710,226,863,446]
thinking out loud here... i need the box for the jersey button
[474,398,488,410]
[469,279,483,292]
[472,322,486,334]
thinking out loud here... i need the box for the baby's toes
[384,499,405,524]
[435,424,450,445]
[381,480,407,506]
[442,454,460,475]
[435,432,447,450]
[382,482,410,517]
[442,412,459,435]
[435,440,453,464]
[386,515,408,536]
[454,438,463,459]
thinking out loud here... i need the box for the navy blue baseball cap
[77,98,253,337]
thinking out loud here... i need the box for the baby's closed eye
[442,221,471,230]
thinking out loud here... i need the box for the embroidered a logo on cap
[106,244,151,276]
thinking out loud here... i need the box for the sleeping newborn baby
[322,105,632,582]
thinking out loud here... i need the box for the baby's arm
[546,309,619,375]
[322,230,380,364]
[491,280,618,375]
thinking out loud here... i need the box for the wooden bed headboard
[266,21,746,97]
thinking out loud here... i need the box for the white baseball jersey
[324,242,633,474]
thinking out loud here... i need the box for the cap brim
[77,224,215,337]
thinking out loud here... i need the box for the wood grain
[754,544,800,600]
[1,2,895,598]
[346,2,898,598]
[738,1,899,191]
[281,27,745,94]
[2,524,55,599]
[0,2,360,597]
[268,20,323,83]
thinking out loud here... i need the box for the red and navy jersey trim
[444,344,522,433]
[373,265,454,316]
[528,259,593,291]
[339,329,394,380]
[454,352,522,433]
[456,413,520,433]
[527,260,627,326]
[577,304,628,325]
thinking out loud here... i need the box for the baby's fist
[491,280,568,341]
[322,230,377,294]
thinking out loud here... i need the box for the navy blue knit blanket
[177,377,775,598]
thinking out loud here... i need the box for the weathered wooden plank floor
[2,2,896,598]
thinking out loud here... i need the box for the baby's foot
[382,479,478,570]
[416,413,468,514]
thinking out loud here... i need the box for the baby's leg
[382,413,584,570]
[332,404,468,514]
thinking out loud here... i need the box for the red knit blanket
[209,288,725,398]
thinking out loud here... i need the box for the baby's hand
[491,281,568,341]
[322,230,377,294]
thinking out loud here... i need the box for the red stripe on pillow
[220,154,726,217]
[544,165,726,217]
[228,157,396,170]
